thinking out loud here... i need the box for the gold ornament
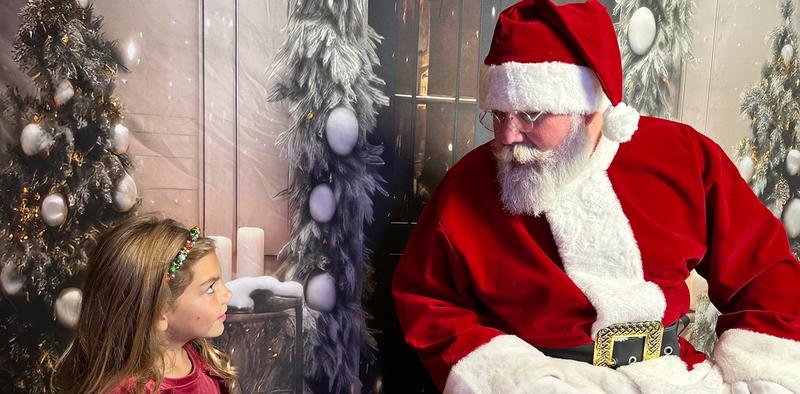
[61,34,69,45]
[71,152,84,167]
[306,111,314,121]
[32,113,42,123]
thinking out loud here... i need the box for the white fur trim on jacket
[617,357,724,394]
[480,61,606,114]
[713,328,800,392]
[545,137,666,338]
[443,335,562,394]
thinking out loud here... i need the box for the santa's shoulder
[620,115,725,166]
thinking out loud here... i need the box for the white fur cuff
[713,328,800,392]
[443,335,561,394]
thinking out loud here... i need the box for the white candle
[208,236,233,283]
[236,227,265,278]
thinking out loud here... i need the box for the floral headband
[166,226,201,282]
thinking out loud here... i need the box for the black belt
[539,315,689,369]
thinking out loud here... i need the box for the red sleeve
[694,136,800,341]
[391,203,505,390]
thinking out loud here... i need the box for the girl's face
[164,252,232,343]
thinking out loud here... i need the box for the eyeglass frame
[479,110,545,132]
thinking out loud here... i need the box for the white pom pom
[602,102,639,143]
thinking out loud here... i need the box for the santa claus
[391,0,800,393]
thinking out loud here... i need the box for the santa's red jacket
[392,116,800,393]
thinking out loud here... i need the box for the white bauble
[306,272,336,312]
[1,263,24,296]
[41,193,68,227]
[783,199,800,238]
[20,123,53,156]
[781,44,794,65]
[736,156,754,183]
[113,173,137,212]
[628,7,657,56]
[76,0,89,8]
[787,149,800,176]
[54,287,82,329]
[309,184,336,223]
[111,124,130,154]
[325,106,359,156]
[120,32,146,72]
[54,80,75,107]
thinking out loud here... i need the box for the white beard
[494,115,594,216]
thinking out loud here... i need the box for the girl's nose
[221,283,233,303]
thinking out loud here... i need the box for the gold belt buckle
[592,320,664,367]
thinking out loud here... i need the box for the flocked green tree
[614,0,695,119]
[736,0,800,258]
[268,0,388,392]
[0,0,137,391]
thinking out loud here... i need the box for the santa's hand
[546,357,640,394]
[731,381,793,394]
[525,376,579,394]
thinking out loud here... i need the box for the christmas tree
[614,0,695,119]
[736,0,800,258]
[267,1,388,393]
[0,0,136,391]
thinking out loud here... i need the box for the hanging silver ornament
[54,287,82,329]
[781,44,794,66]
[628,7,657,56]
[306,271,336,312]
[736,156,754,183]
[20,123,53,156]
[309,183,336,223]
[111,123,130,154]
[41,193,68,227]
[786,149,800,176]
[54,80,75,107]
[1,263,24,296]
[325,106,359,156]
[113,173,138,212]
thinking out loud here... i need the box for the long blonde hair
[51,214,235,393]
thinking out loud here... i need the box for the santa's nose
[496,122,526,145]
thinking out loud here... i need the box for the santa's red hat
[481,0,639,142]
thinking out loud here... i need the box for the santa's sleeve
[693,135,800,391]
[391,203,561,393]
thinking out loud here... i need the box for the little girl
[52,215,235,393]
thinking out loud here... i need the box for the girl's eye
[205,281,216,294]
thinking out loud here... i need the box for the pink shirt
[109,345,229,394]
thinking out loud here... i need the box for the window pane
[412,101,455,219]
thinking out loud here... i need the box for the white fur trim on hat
[480,61,606,114]
[443,335,562,394]
[602,102,640,142]
[712,328,800,392]
[545,137,666,338]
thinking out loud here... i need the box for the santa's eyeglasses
[479,110,545,132]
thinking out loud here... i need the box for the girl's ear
[156,311,169,332]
